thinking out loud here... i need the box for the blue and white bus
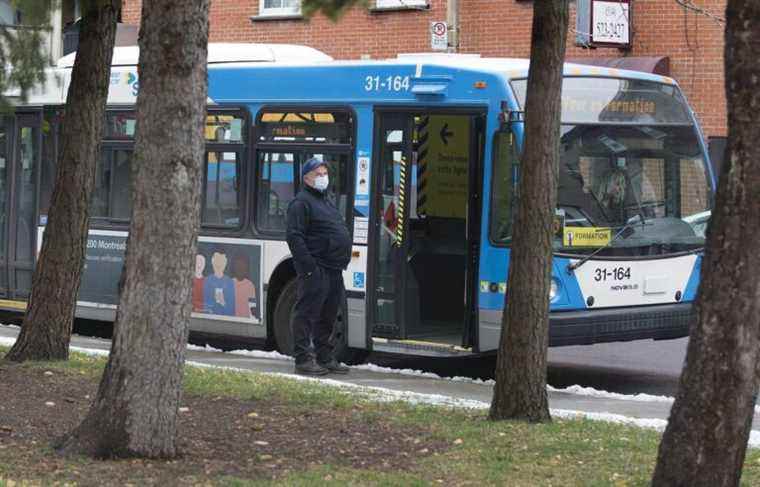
[0,43,713,362]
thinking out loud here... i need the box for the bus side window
[202,150,241,226]
[90,149,111,218]
[305,153,350,220]
[89,148,132,222]
[489,131,516,243]
[256,152,295,232]
[39,113,58,217]
[111,150,132,220]
[254,108,354,233]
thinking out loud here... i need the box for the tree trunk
[651,2,760,486]
[56,0,209,458]
[489,0,568,422]
[4,1,120,363]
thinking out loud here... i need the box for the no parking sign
[430,21,448,51]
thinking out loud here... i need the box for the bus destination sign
[261,122,345,143]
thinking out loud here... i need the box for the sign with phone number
[591,0,630,46]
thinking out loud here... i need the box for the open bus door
[368,113,415,340]
[368,110,483,352]
[0,112,41,305]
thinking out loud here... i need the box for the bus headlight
[549,279,559,302]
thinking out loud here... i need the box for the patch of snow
[222,349,293,361]
[548,384,674,404]
[186,343,294,361]
[552,409,668,430]
[354,362,495,385]
[186,343,225,353]
[355,364,675,409]
[70,346,109,357]
[750,431,760,449]
[0,338,111,358]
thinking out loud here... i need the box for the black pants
[292,266,345,364]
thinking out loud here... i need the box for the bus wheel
[273,278,369,365]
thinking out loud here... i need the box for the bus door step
[372,337,473,358]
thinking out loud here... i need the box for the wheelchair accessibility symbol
[353,272,365,289]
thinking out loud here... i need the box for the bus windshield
[556,124,712,254]
[492,77,713,256]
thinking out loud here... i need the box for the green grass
[3,346,760,486]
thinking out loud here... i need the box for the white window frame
[375,0,428,9]
[259,0,302,17]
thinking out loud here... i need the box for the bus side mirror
[507,110,524,124]
[499,101,524,130]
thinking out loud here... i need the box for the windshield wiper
[587,185,613,224]
[565,220,643,273]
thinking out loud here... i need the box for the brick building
[121,0,728,162]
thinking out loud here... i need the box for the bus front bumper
[548,302,692,347]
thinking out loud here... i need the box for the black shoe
[319,359,350,374]
[295,359,329,376]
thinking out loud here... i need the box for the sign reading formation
[563,227,612,247]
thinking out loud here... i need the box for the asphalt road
[547,337,688,396]
[367,337,688,397]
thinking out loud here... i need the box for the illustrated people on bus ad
[231,252,259,321]
[193,254,207,313]
[286,157,352,376]
[203,249,236,316]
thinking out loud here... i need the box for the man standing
[286,157,352,376]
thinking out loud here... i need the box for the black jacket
[286,186,352,275]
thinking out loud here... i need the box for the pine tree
[489,0,569,422]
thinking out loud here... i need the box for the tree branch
[675,0,725,24]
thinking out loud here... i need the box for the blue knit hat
[301,157,328,178]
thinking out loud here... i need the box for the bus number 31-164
[364,75,411,92]
[594,267,632,282]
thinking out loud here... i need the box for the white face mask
[313,174,329,191]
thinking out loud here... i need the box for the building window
[259,0,301,17]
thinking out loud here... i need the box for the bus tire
[273,278,368,365]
